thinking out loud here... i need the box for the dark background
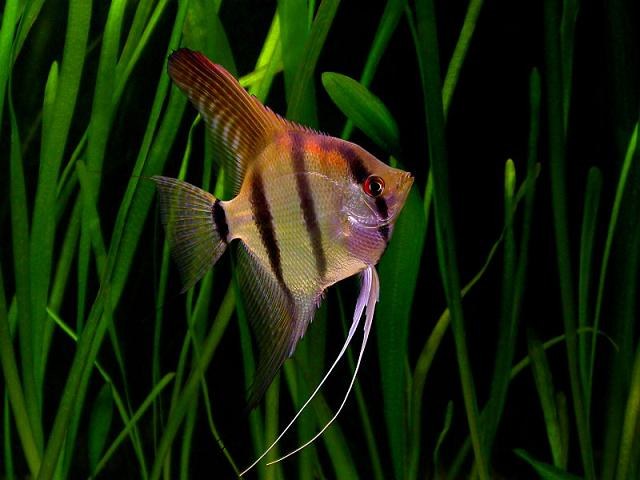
[3,0,638,477]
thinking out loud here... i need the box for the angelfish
[153,49,413,473]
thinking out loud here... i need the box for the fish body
[153,49,412,425]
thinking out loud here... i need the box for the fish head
[342,148,414,263]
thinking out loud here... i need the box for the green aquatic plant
[0,0,638,479]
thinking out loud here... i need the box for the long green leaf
[279,0,317,126]
[4,393,15,480]
[441,0,483,116]
[514,449,582,480]
[322,72,400,155]
[12,0,46,59]
[616,343,640,480]
[377,184,425,478]
[8,63,44,463]
[578,168,602,389]
[0,238,40,475]
[481,159,517,456]
[590,124,639,392]
[285,0,340,124]
[87,384,114,472]
[150,286,235,480]
[342,0,407,139]
[543,0,594,476]
[94,373,176,476]
[29,0,91,399]
[528,332,565,468]
[36,3,190,477]
[0,0,20,130]
[412,1,488,477]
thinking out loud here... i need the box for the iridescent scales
[152,49,413,473]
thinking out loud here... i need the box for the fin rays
[240,266,380,476]
[168,49,286,193]
[152,176,227,292]
[237,245,317,408]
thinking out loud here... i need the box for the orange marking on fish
[153,48,414,475]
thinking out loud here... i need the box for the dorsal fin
[168,49,288,194]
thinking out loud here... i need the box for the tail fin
[152,176,228,292]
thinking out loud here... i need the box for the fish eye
[363,175,385,197]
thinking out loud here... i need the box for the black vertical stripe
[290,132,327,280]
[375,197,390,241]
[338,143,369,184]
[250,171,291,297]
[212,199,229,243]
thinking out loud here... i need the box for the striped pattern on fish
[152,49,413,470]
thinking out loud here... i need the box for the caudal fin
[152,176,228,292]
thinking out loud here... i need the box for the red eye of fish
[363,175,385,197]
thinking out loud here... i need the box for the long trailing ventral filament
[239,266,380,477]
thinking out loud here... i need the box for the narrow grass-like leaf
[412,214,503,479]
[511,328,617,380]
[29,0,91,397]
[578,168,602,389]
[4,393,15,480]
[183,0,236,74]
[283,306,327,479]
[279,0,317,126]
[441,0,483,116]
[0,0,20,129]
[559,0,578,130]
[412,1,488,477]
[590,124,638,392]
[71,161,148,480]
[376,183,425,477]
[150,286,236,480]
[263,376,282,480]
[87,0,125,183]
[600,122,640,480]
[481,159,517,456]
[322,72,400,155]
[616,343,640,480]
[336,291,384,480]
[249,14,282,101]
[113,0,172,104]
[0,246,40,475]
[8,81,43,459]
[528,332,565,468]
[88,384,114,472]
[514,449,582,480]
[234,273,265,469]
[187,263,238,473]
[37,3,190,477]
[285,0,340,124]
[282,361,359,479]
[75,0,126,329]
[12,0,46,58]
[543,1,593,476]
[433,401,453,474]
[118,0,155,72]
[94,373,176,477]
[342,0,406,139]
[311,391,359,479]
[179,396,198,480]
[152,114,200,454]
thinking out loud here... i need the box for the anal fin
[235,244,318,408]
